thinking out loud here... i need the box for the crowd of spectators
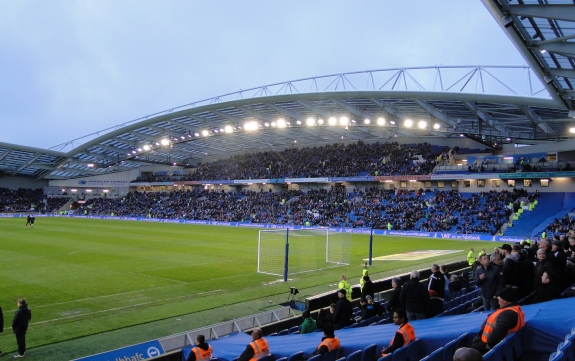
[132,141,443,182]
[0,188,68,213]
[75,187,532,235]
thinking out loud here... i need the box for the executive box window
[507,180,516,187]
[477,180,485,187]
[524,179,532,187]
[437,181,445,188]
[492,180,501,187]
[451,181,458,188]
[424,181,432,188]
[541,179,549,187]
[400,181,407,189]
[463,180,471,188]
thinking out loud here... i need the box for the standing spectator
[551,240,567,287]
[387,278,402,314]
[534,249,555,292]
[360,269,369,293]
[332,289,352,330]
[186,335,212,361]
[500,244,519,288]
[360,275,375,300]
[533,272,561,304]
[439,265,451,300]
[300,310,318,334]
[380,308,416,356]
[428,264,445,298]
[475,254,502,311]
[400,270,430,321]
[12,298,31,358]
[512,244,535,299]
[237,328,269,361]
[338,275,352,302]
[316,305,335,329]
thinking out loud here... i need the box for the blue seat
[376,355,392,361]
[442,339,458,361]
[268,333,278,337]
[288,352,304,361]
[550,351,567,361]
[567,332,575,343]
[456,332,473,349]
[350,323,360,328]
[277,358,287,361]
[259,355,276,361]
[406,339,421,361]
[277,329,288,336]
[425,348,443,361]
[309,354,324,361]
[324,348,340,361]
[358,319,370,327]
[378,318,390,325]
[361,344,377,361]
[347,350,362,361]
[336,358,346,361]
[368,316,379,325]
[288,326,299,334]
[558,341,574,361]
[483,341,504,361]
[391,346,407,361]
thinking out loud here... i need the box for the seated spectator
[309,323,340,357]
[533,271,561,304]
[381,308,416,356]
[360,295,384,320]
[448,275,463,294]
[427,290,444,318]
[300,309,317,334]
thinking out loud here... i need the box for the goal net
[257,228,351,279]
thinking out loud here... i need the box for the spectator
[300,310,318,334]
[387,278,402,313]
[534,249,556,292]
[337,275,352,301]
[475,254,503,311]
[439,265,451,300]
[360,269,369,293]
[500,244,519,288]
[186,335,212,361]
[332,289,352,330]
[360,295,384,320]
[533,271,561,304]
[316,305,334,329]
[512,244,535,299]
[12,298,31,358]
[400,270,430,321]
[360,275,375,300]
[237,328,269,361]
[427,291,444,318]
[381,308,416,356]
[428,264,445,298]
[551,240,567,287]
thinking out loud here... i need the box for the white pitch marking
[0,256,41,261]
[67,247,105,255]
[133,259,233,272]
[129,272,189,284]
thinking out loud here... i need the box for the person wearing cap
[186,334,213,361]
[338,275,352,301]
[310,323,340,357]
[238,328,270,361]
[381,308,416,356]
[300,309,318,334]
[470,287,525,355]
[332,288,352,330]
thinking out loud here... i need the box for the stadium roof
[2,0,575,181]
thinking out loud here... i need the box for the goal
[257,228,351,280]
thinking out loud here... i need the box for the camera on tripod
[290,287,299,295]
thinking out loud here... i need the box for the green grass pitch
[0,217,498,354]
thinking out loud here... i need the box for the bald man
[453,347,483,361]
[238,328,270,361]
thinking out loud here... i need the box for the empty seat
[361,344,377,361]
[391,346,407,361]
[277,329,289,336]
[347,350,362,361]
[550,351,567,361]
[287,351,304,361]
[324,348,340,361]
[442,339,458,361]
[558,341,574,361]
[308,354,324,361]
[406,339,421,361]
[288,326,299,334]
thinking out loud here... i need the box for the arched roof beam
[237,106,274,122]
[0,149,13,162]
[505,4,575,22]
[530,42,575,59]
[211,110,244,124]
[11,154,41,175]
[165,119,198,133]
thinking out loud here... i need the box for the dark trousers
[470,336,489,355]
[15,332,26,355]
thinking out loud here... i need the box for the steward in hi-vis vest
[471,287,525,355]
[238,328,270,361]
[310,323,340,357]
[186,334,213,361]
[381,308,416,356]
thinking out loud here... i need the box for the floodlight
[143,145,150,151]
[318,119,324,124]
[132,150,137,154]
[390,120,396,125]
[277,119,286,128]
[213,130,219,133]
[181,136,185,139]
[161,139,170,146]
[137,148,142,152]
[364,119,370,124]
[244,121,259,131]
[339,117,349,126]
[264,122,269,127]
[224,125,233,133]
[377,118,385,126]
[570,127,575,134]
[86,189,92,192]
[296,120,301,125]
[271,121,277,127]
[433,123,440,130]
[201,130,209,136]
[87,163,94,167]
[404,119,413,128]
[306,117,315,126]
[328,117,337,125]
[194,133,199,137]
[155,142,160,146]
[418,121,427,129]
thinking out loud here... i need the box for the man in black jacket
[332,289,352,330]
[427,264,445,298]
[400,270,430,321]
[476,254,503,311]
[387,278,402,314]
[12,298,31,358]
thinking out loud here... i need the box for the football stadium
[1,2,575,361]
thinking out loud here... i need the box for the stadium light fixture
[202,130,209,136]
[264,122,269,127]
[224,125,233,133]
[318,119,324,125]
[433,123,441,130]
[137,148,142,152]
[418,121,427,129]
[86,189,92,192]
[155,142,160,146]
[161,139,170,146]
[404,119,413,128]
[294,140,297,143]
[103,189,109,193]
[296,120,301,125]
[390,120,396,125]
[132,150,137,154]
[328,117,337,125]
[194,132,199,136]
[277,119,286,128]
[340,117,349,126]
[364,119,370,124]
[570,127,575,133]
[306,117,315,126]
[143,145,150,151]
[244,121,259,131]
[181,136,185,139]
[87,163,94,167]
[71,189,77,192]
[271,121,277,127]
[377,118,385,126]
[214,129,219,133]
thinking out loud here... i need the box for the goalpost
[257,228,351,281]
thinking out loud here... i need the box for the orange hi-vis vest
[192,345,213,361]
[382,323,416,355]
[249,338,270,361]
[319,337,341,352]
[481,305,525,343]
